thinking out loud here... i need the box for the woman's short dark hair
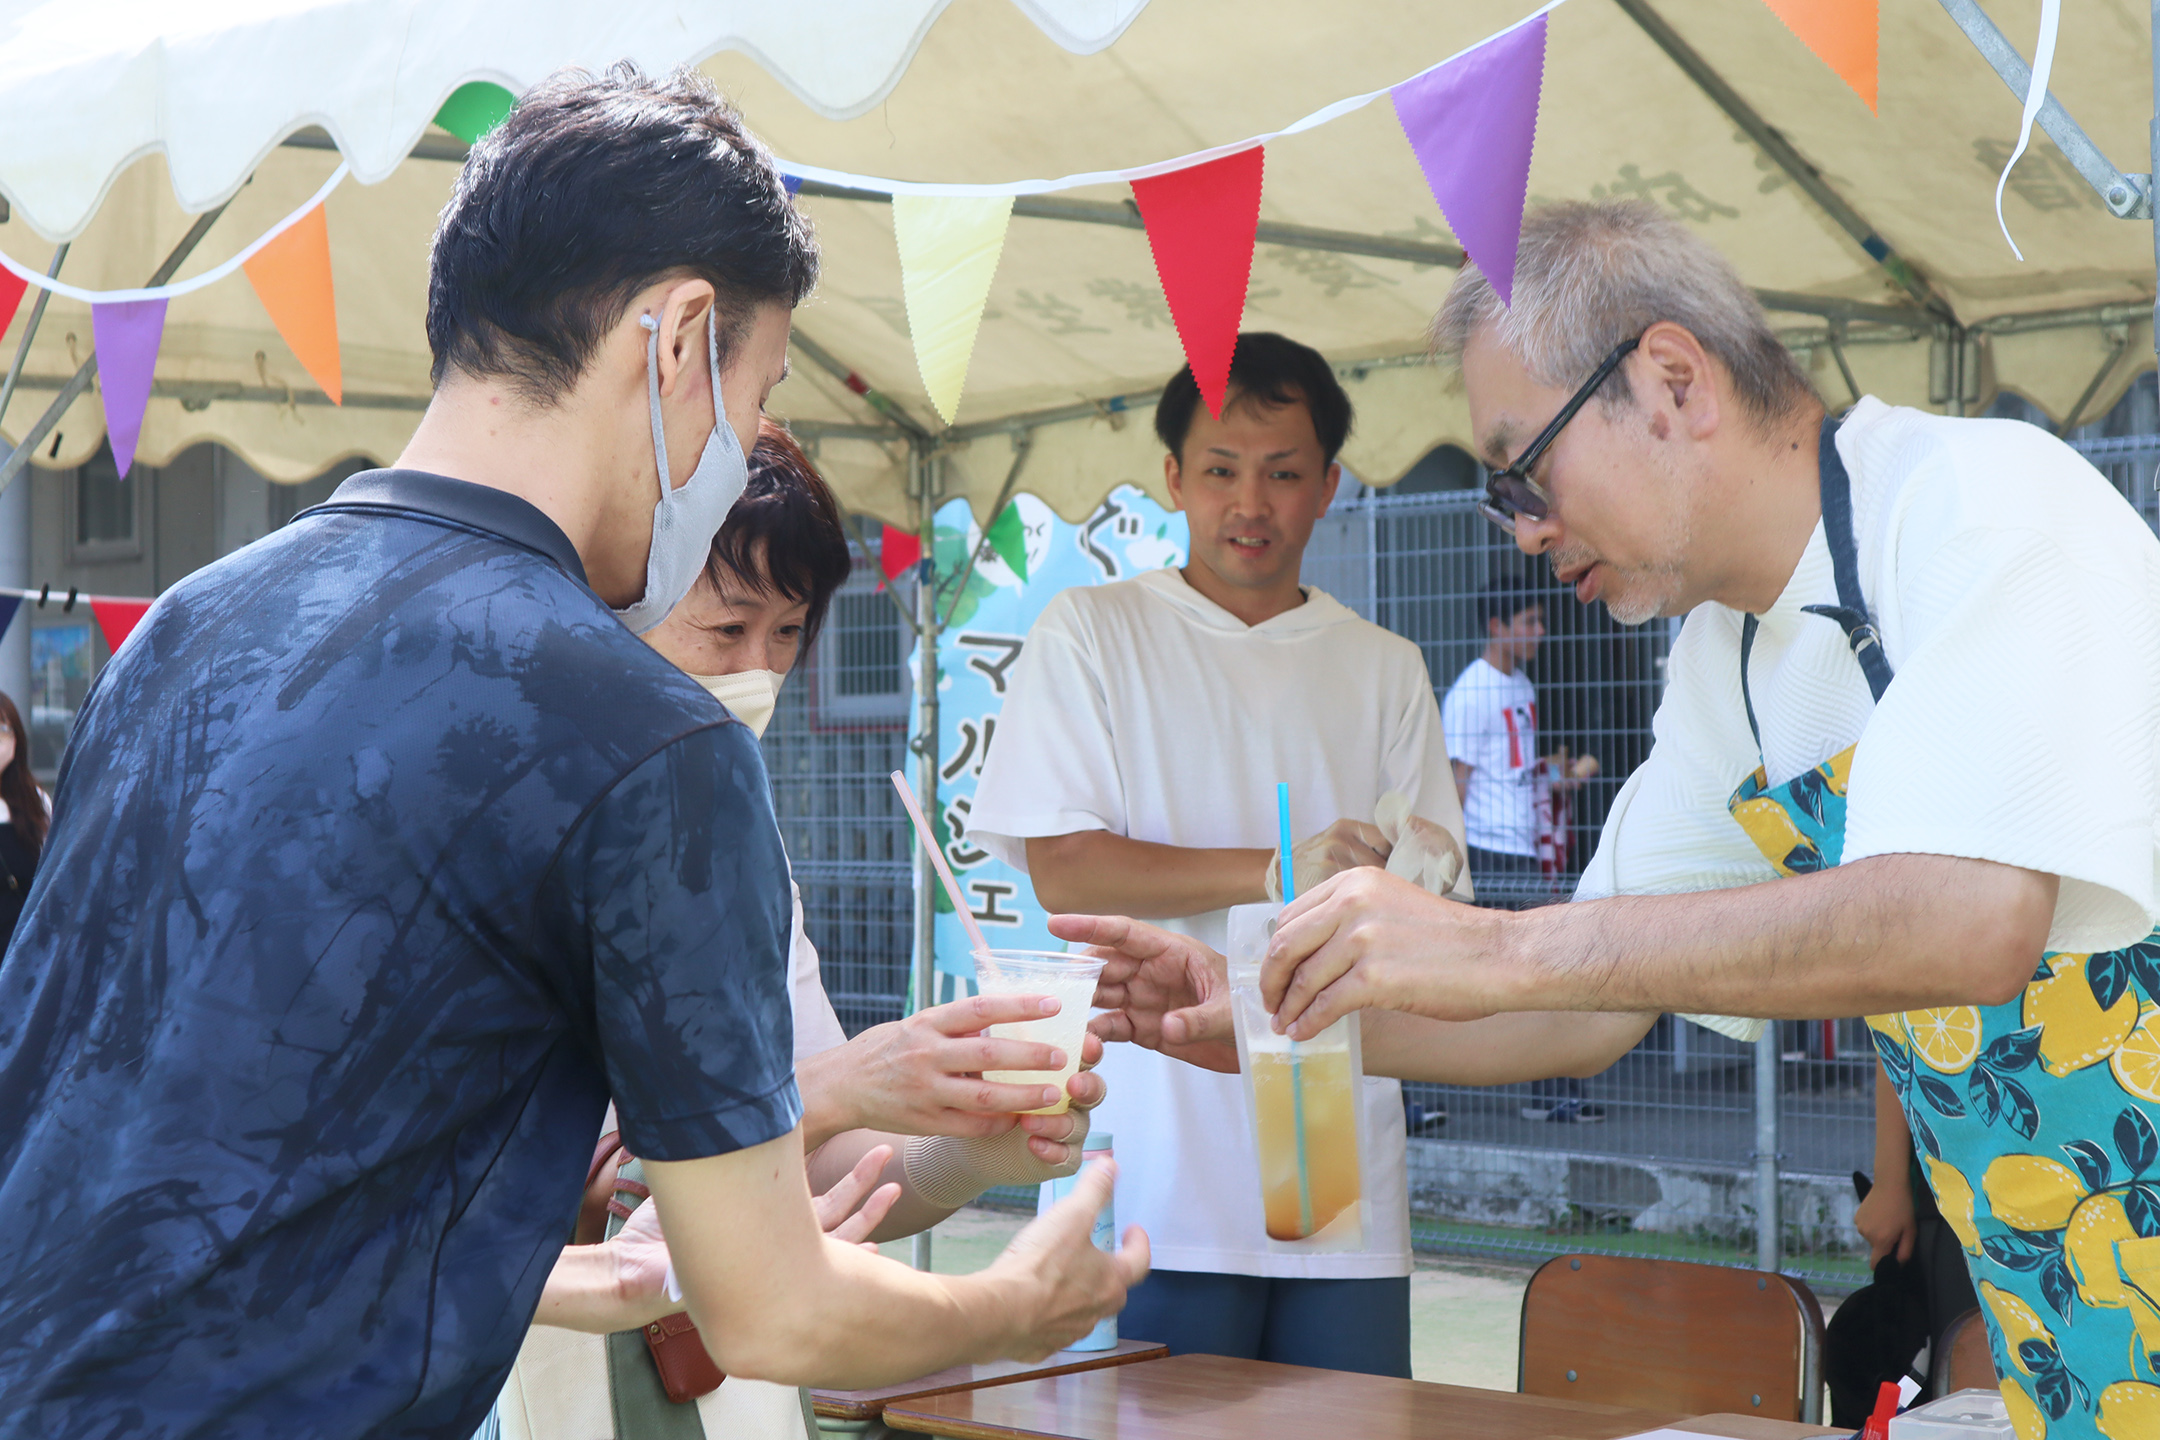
[707,419,855,654]
[426,63,818,403]
[1153,332,1354,464]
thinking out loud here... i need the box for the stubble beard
[1552,504,1695,628]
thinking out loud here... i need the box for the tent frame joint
[1935,0,2154,220]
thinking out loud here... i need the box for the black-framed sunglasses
[1479,335,1643,534]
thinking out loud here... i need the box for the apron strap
[1737,415,1894,763]
[1741,613,1763,752]
[1798,414,1894,704]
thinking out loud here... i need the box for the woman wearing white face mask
[494,420,1105,1440]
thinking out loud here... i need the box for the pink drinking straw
[889,770,992,958]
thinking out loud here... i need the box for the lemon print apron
[1727,420,2160,1439]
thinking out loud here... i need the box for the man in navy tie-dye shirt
[0,64,1142,1440]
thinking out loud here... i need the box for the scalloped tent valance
[0,0,2150,528]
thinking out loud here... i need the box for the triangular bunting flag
[434,81,517,144]
[893,195,1014,425]
[1759,0,1878,114]
[1130,147,1265,418]
[0,268,27,346]
[1392,15,1548,307]
[879,525,922,584]
[0,596,22,647]
[90,597,151,656]
[984,502,1028,582]
[91,298,168,479]
[244,204,341,404]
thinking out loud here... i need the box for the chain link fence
[771,384,2160,1292]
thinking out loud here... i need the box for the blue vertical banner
[910,484,1187,1000]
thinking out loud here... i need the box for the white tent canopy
[0,0,2152,528]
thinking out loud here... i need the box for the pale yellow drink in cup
[972,950,1105,1115]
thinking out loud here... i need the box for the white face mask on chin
[692,669,786,739]
[612,307,749,635]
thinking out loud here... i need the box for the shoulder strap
[1798,415,1894,703]
[1740,614,1763,752]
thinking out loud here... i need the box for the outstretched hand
[987,1160,1151,1360]
[1265,866,1506,1038]
[816,993,1106,1140]
[1049,913,1239,1074]
[814,1144,904,1249]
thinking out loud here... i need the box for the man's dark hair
[707,418,855,654]
[1478,574,1547,633]
[426,63,818,402]
[1153,332,1354,464]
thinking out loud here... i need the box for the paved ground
[879,1208,1530,1391]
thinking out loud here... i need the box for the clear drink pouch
[1227,902,1369,1254]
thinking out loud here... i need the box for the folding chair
[1519,1254,1827,1423]
[1930,1308,1998,1397]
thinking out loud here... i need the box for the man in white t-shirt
[969,332,1468,1377]
[1442,576,1603,1121]
[1059,201,2160,1424]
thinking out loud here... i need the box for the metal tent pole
[1754,1031,1782,1273]
[909,442,943,1274]
[0,243,67,432]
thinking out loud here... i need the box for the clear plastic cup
[972,950,1105,1115]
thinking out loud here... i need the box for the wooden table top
[1669,1419,1839,1439]
[878,1352,1702,1440]
[810,1338,1170,1421]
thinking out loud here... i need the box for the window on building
[69,443,140,561]
[812,561,911,724]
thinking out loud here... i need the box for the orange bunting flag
[1759,0,1877,113]
[242,204,342,404]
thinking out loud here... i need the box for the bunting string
[0,164,350,305]
[775,1,1566,200]
[0,586,155,657]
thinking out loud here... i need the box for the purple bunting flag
[91,298,168,478]
[1391,14,1548,305]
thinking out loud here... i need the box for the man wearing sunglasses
[1062,198,2160,1428]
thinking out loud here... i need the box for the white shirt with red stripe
[1441,657,1540,857]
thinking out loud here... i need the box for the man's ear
[1163,451,1186,510]
[1639,320,1719,439]
[653,280,718,401]
[1316,460,1341,518]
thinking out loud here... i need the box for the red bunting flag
[879,525,922,585]
[1130,147,1266,418]
[0,268,26,346]
[91,597,151,656]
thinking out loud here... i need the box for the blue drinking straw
[1276,782,1314,1238]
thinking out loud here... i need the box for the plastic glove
[1374,790,1466,897]
[1262,818,1390,903]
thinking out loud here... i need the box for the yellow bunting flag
[892,194,1014,425]
[1759,0,1877,113]
[242,204,342,404]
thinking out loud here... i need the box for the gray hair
[1432,200,1813,428]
